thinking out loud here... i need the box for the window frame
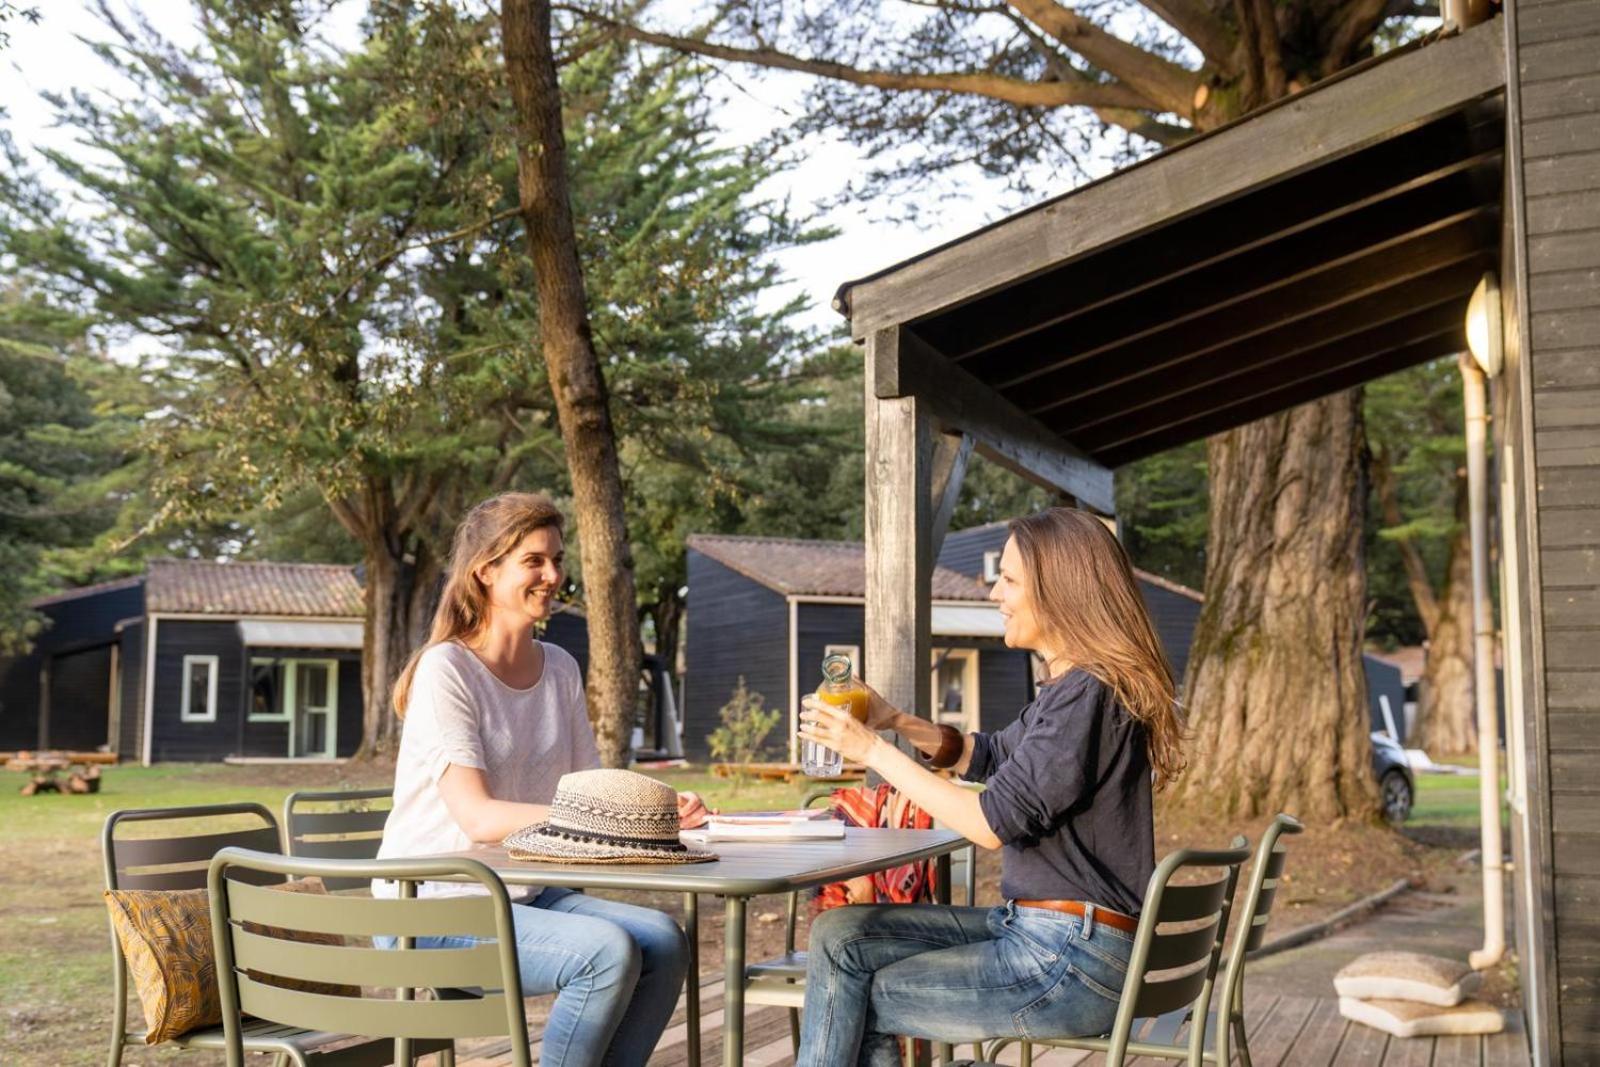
[247,656,292,723]
[180,654,220,723]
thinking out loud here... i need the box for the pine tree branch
[1372,447,1440,636]
[1008,14,1181,144]
[1004,0,1203,117]
[1133,0,1238,73]
[562,7,1155,112]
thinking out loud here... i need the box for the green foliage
[1364,358,1466,647]
[0,2,38,53]
[1117,440,1209,589]
[707,676,782,789]
[0,287,143,652]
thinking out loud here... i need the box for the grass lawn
[0,756,1489,1065]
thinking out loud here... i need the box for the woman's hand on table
[799,695,887,766]
[677,790,710,829]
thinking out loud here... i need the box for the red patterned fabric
[814,784,940,912]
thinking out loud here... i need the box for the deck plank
[1333,1014,1391,1065]
[1381,1034,1436,1067]
[1482,1010,1529,1067]
[1282,997,1350,1067]
[1244,993,1319,1067]
[1432,1033,1481,1067]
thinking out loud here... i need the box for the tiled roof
[686,535,989,601]
[145,559,364,617]
[29,575,145,608]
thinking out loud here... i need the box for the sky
[0,1,1105,336]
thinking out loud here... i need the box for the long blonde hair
[392,492,566,718]
[1008,508,1187,787]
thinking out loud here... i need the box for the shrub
[708,677,782,792]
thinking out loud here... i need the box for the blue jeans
[410,887,688,1067]
[797,901,1133,1067]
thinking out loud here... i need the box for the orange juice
[817,683,870,723]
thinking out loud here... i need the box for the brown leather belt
[1014,899,1139,934]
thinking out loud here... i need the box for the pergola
[836,8,1600,1061]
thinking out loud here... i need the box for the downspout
[1462,272,1506,970]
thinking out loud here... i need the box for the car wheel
[1381,770,1413,825]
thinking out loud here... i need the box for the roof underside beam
[871,325,1116,514]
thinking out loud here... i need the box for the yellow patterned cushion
[104,888,219,1044]
[105,878,359,1044]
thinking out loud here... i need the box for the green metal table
[442,826,965,1067]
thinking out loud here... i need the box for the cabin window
[181,655,219,722]
[248,658,290,722]
[982,550,1001,584]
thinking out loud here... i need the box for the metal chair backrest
[1104,841,1252,1065]
[208,847,531,1067]
[102,803,282,1064]
[1211,813,1303,1062]
[282,787,393,890]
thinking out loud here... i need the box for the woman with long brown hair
[795,507,1185,1066]
[375,491,703,1067]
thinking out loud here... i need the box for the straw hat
[503,769,716,865]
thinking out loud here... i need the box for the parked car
[1372,731,1416,824]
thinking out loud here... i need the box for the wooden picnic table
[2,749,114,795]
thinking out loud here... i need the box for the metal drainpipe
[1462,352,1505,971]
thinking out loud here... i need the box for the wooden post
[865,328,936,729]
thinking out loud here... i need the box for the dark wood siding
[978,646,1036,733]
[335,656,361,757]
[0,582,144,750]
[1513,0,1600,1056]
[543,612,591,675]
[1138,584,1203,688]
[683,552,789,759]
[46,645,113,751]
[116,621,144,761]
[938,523,1006,579]
[149,620,246,762]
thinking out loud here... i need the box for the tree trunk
[1173,391,1379,821]
[355,537,439,760]
[502,0,642,768]
[647,584,684,675]
[1416,525,1476,755]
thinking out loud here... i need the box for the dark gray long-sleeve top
[963,668,1155,915]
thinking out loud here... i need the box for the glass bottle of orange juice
[802,654,870,777]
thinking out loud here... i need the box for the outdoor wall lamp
[1465,271,1503,379]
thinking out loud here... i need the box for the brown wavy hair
[391,492,566,718]
[1007,508,1187,787]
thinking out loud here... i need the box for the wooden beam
[838,18,1506,340]
[865,330,934,727]
[929,431,974,562]
[1095,330,1465,467]
[978,175,1497,389]
[1072,299,1470,451]
[1044,264,1482,437]
[1008,212,1492,408]
[924,131,1502,362]
[871,326,1115,514]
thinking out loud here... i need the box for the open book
[681,808,845,842]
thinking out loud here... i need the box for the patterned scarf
[814,783,939,911]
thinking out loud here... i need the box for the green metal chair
[102,803,452,1067]
[282,787,393,890]
[979,838,1253,1067]
[1202,813,1304,1067]
[208,847,532,1067]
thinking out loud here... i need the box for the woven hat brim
[505,830,717,865]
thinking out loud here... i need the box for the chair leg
[789,1008,801,1055]
[1233,1016,1252,1067]
[1021,1038,1034,1066]
[439,1044,456,1067]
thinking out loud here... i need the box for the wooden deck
[453,978,1529,1066]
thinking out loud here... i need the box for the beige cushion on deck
[1339,996,1504,1038]
[1333,951,1481,1006]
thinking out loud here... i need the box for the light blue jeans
[403,887,688,1067]
[797,900,1133,1067]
